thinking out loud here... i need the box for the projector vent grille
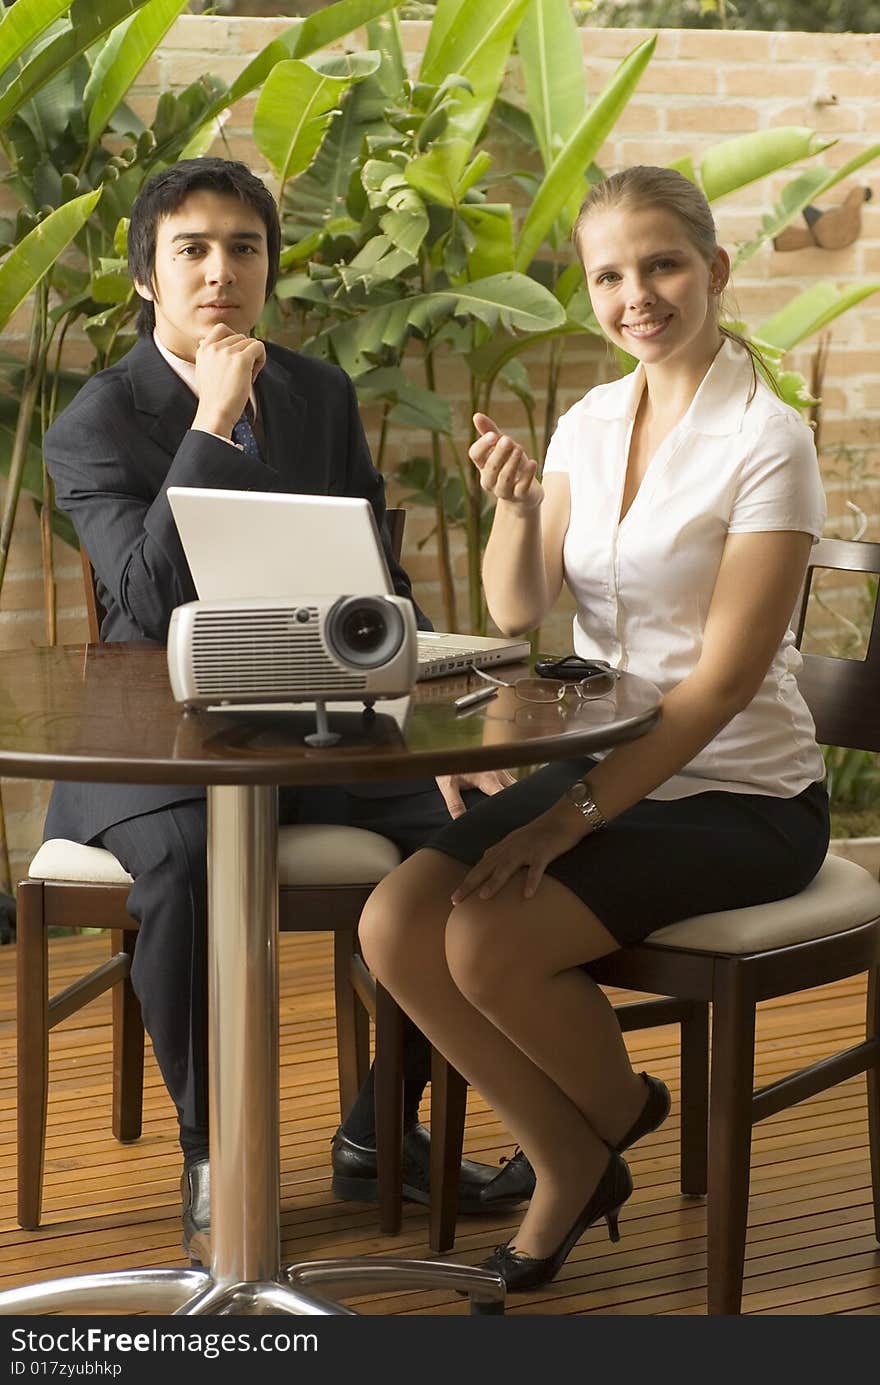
[189,606,366,695]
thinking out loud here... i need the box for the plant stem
[424,343,457,631]
[375,400,391,473]
[36,283,56,645]
[0,306,46,597]
[809,331,831,454]
[543,336,562,460]
[48,312,73,430]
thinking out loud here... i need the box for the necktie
[232,410,262,463]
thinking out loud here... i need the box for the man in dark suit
[42,159,534,1263]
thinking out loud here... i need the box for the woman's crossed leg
[359,846,647,1260]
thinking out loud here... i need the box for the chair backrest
[794,536,880,753]
[80,507,407,645]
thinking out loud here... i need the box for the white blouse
[542,338,826,800]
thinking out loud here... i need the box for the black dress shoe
[615,1072,671,1152]
[331,1123,536,1215]
[478,1150,633,1293]
[181,1157,210,1266]
[476,1147,535,1208]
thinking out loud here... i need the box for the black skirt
[427,758,830,946]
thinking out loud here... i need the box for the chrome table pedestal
[0,786,504,1317]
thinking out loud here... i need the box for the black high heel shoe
[477,1149,633,1293]
[615,1072,671,1153]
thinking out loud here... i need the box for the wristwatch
[565,779,607,832]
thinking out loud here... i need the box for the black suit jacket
[43,335,429,843]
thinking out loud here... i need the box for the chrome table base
[0,786,504,1317]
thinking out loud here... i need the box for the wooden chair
[427,536,880,1313]
[17,510,413,1236]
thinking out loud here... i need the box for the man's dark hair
[128,158,281,335]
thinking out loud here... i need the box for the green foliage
[0,0,406,620]
[822,746,880,813]
[2,0,880,642]
[265,0,880,631]
[574,0,880,31]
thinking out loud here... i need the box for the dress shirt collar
[583,336,753,437]
[153,330,257,418]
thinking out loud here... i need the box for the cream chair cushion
[30,826,402,890]
[645,853,880,955]
[29,840,132,885]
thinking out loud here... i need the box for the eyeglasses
[469,663,620,704]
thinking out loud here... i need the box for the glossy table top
[0,644,662,786]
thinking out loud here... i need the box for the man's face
[135,189,270,360]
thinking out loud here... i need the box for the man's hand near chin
[435,770,516,820]
[191,322,266,440]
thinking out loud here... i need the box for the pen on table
[454,686,498,712]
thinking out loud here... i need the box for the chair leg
[111,928,144,1143]
[680,1001,709,1196]
[867,965,880,1243]
[706,960,756,1316]
[16,881,49,1229]
[428,1051,468,1254]
[333,930,370,1123]
[374,982,404,1236]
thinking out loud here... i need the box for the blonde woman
[359,167,829,1292]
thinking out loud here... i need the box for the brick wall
[1,18,878,876]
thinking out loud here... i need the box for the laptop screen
[166,487,394,602]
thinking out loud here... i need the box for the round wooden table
[0,644,661,1316]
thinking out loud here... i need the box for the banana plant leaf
[733,143,880,269]
[0,395,78,548]
[418,0,531,150]
[406,138,472,207]
[0,0,73,79]
[0,0,153,128]
[515,36,655,273]
[85,0,190,153]
[190,0,402,148]
[380,184,430,257]
[89,255,132,305]
[756,281,880,353]
[460,203,515,278]
[516,0,585,171]
[340,233,418,290]
[315,270,566,377]
[284,16,405,241]
[466,317,584,390]
[419,0,467,75]
[179,109,228,161]
[253,52,380,188]
[355,366,453,433]
[0,188,101,332]
[671,127,835,204]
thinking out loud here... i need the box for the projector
[167,593,417,713]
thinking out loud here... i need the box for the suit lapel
[255,350,307,479]
[126,336,198,458]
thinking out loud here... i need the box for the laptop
[166,487,530,681]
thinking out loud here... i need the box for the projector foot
[304,700,342,748]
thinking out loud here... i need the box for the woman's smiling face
[577,204,728,373]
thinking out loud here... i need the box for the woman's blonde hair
[573,165,774,398]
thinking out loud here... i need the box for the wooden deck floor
[0,931,878,1315]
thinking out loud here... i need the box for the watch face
[568,782,588,806]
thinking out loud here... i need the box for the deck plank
[0,931,877,1315]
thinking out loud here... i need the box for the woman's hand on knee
[450,801,589,904]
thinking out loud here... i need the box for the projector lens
[326,596,404,669]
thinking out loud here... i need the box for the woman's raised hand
[469,413,543,510]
